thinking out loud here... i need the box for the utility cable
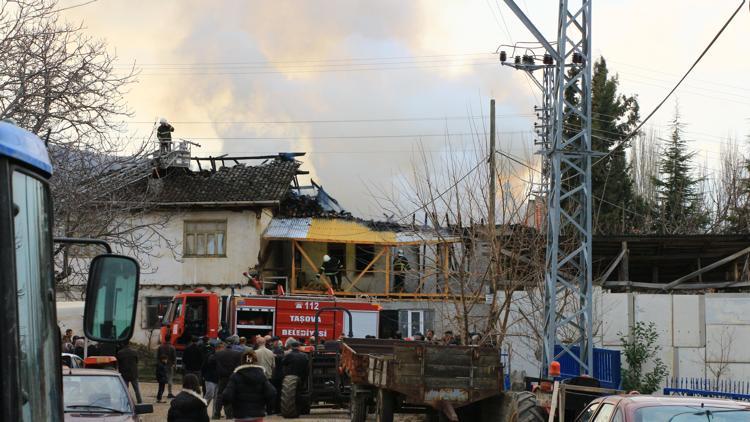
[597,0,747,166]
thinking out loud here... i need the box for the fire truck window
[236,308,274,340]
[182,298,207,341]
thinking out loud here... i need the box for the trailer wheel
[515,391,546,422]
[350,391,368,422]
[280,375,300,418]
[376,388,395,422]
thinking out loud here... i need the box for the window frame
[354,244,376,272]
[183,219,228,258]
[327,243,346,270]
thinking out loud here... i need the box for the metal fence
[554,345,621,389]
[664,377,750,401]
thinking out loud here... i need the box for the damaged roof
[116,159,300,206]
[263,217,459,245]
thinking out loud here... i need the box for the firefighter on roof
[157,117,175,153]
[316,254,343,290]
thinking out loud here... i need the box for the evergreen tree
[727,160,750,233]
[652,106,707,234]
[589,58,641,234]
[559,57,643,234]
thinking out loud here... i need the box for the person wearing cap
[392,249,411,293]
[316,254,344,290]
[157,117,174,153]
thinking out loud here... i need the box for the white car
[62,353,84,368]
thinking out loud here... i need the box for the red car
[576,394,750,421]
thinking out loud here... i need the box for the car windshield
[636,405,750,421]
[63,375,132,414]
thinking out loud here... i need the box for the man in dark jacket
[183,336,204,379]
[157,341,177,398]
[157,117,175,153]
[116,343,142,403]
[167,374,209,422]
[222,350,276,420]
[282,341,310,383]
[213,342,242,419]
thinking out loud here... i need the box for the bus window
[13,170,60,421]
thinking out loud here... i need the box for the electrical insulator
[499,51,507,63]
[514,56,521,65]
[522,55,534,65]
[543,54,553,65]
[572,52,583,64]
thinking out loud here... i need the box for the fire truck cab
[160,289,380,350]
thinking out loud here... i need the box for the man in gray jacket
[254,336,275,379]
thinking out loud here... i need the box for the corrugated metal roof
[264,217,311,239]
[264,218,458,244]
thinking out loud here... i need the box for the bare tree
[707,326,735,383]
[377,130,547,347]
[0,1,175,294]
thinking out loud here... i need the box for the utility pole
[489,99,496,232]
[499,0,594,376]
[488,99,498,298]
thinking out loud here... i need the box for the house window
[184,220,227,257]
[327,243,346,270]
[355,244,376,272]
[143,297,173,329]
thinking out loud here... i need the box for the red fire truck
[159,288,380,350]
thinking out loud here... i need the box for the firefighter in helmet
[316,254,343,290]
[392,249,411,293]
[157,117,175,153]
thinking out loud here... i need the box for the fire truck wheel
[350,391,368,422]
[515,391,546,422]
[280,375,301,418]
[376,388,395,422]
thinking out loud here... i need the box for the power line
[127,130,534,141]
[128,61,501,76]
[599,0,747,165]
[494,150,650,220]
[126,113,535,125]
[114,52,497,67]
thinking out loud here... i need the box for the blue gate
[554,345,621,389]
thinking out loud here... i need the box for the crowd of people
[62,325,483,421]
[151,334,311,421]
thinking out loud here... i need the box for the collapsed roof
[109,158,301,207]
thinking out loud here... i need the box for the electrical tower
[499,0,594,375]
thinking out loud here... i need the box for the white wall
[600,292,750,386]
[139,208,273,286]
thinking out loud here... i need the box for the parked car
[62,353,84,368]
[576,394,750,421]
[63,368,153,421]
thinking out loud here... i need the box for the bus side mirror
[83,254,140,344]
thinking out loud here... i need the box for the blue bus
[0,121,141,421]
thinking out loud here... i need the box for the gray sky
[62,0,750,218]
